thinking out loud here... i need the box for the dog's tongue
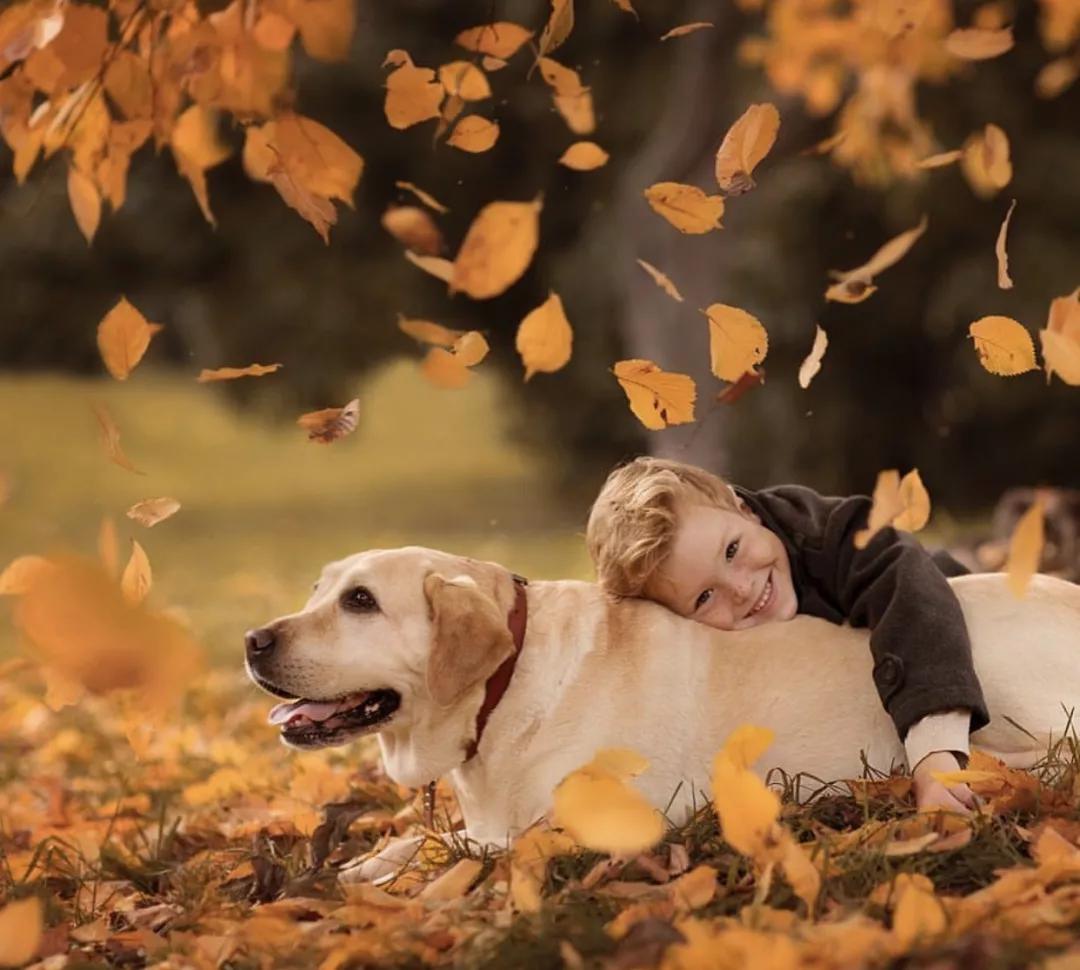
[268,698,351,725]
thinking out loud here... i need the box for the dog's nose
[245,627,276,657]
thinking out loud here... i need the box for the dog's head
[245,547,516,751]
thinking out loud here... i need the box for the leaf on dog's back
[552,749,663,855]
[1005,501,1044,598]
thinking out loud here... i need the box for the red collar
[463,574,528,762]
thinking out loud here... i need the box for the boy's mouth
[747,571,774,619]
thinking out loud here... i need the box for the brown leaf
[716,368,765,405]
[197,363,282,382]
[826,216,927,302]
[538,0,574,59]
[0,896,42,967]
[454,22,533,59]
[91,402,144,475]
[613,359,696,429]
[516,292,573,380]
[714,103,780,195]
[0,0,64,75]
[97,297,163,381]
[452,197,542,299]
[126,498,181,528]
[636,259,683,302]
[660,22,715,41]
[798,325,828,389]
[995,199,1016,290]
[945,26,1014,60]
[394,180,449,213]
[297,398,360,443]
[381,205,443,255]
[644,182,724,234]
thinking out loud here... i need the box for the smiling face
[646,501,798,630]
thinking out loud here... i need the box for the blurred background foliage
[0,0,1077,658]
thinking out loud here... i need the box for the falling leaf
[1040,288,1080,385]
[798,325,828,389]
[636,259,683,302]
[67,164,100,242]
[644,182,725,234]
[705,304,768,382]
[995,199,1017,290]
[394,180,449,213]
[613,359,696,429]
[660,22,715,41]
[826,216,927,303]
[420,332,490,389]
[121,540,152,605]
[404,250,455,284]
[381,205,444,255]
[558,141,609,170]
[454,22,534,59]
[1035,58,1079,99]
[610,0,637,16]
[538,0,574,58]
[945,26,1014,60]
[711,749,779,857]
[91,402,144,475]
[552,749,664,855]
[437,61,491,101]
[98,516,118,577]
[197,363,282,382]
[0,554,52,596]
[97,297,163,381]
[916,149,962,169]
[398,316,463,348]
[383,50,444,130]
[171,104,231,226]
[297,398,360,443]
[516,292,573,380]
[961,124,1012,197]
[716,369,765,405]
[0,471,9,507]
[510,825,576,913]
[968,316,1037,375]
[670,865,718,911]
[0,896,42,967]
[892,878,946,948]
[446,115,500,153]
[538,58,595,135]
[854,469,930,548]
[452,197,542,300]
[714,103,780,194]
[126,497,181,528]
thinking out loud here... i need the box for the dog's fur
[247,546,1080,847]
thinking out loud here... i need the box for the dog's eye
[341,586,379,613]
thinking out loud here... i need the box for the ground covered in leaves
[4,664,1080,969]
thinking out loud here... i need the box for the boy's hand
[911,751,976,814]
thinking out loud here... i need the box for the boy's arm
[905,710,970,770]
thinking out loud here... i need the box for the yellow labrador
[245,546,1080,847]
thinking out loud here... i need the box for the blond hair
[586,457,738,597]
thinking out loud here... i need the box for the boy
[585,456,988,813]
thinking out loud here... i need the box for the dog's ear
[424,572,513,707]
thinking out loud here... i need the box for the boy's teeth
[751,578,772,615]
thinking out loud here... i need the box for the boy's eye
[725,540,740,562]
[694,589,713,611]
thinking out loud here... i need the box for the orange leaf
[854,469,930,548]
[945,26,1014,60]
[516,292,573,380]
[96,297,163,381]
[121,539,152,605]
[290,0,354,62]
[446,115,500,153]
[383,50,444,129]
[660,22,715,41]
[126,497,181,528]
[454,22,533,59]
[91,402,145,475]
[381,205,443,255]
[538,0,574,58]
[197,363,282,382]
[394,180,449,213]
[826,216,927,302]
[0,896,43,966]
[969,316,1037,376]
[714,103,780,194]
[67,164,100,243]
[98,515,118,577]
[558,141,609,171]
[404,250,455,284]
[437,61,491,101]
[916,149,962,170]
[171,105,231,227]
[636,259,683,302]
[1040,288,1080,386]
[961,124,1012,197]
[798,325,828,389]
[1005,501,1044,598]
[297,398,360,443]
[452,197,542,299]
[420,332,489,389]
[398,316,463,348]
[537,57,595,134]
[995,199,1016,290]
[0,554,52,596]
[613,359,696,429]
[644,182,724,234]
[705,304,768,382]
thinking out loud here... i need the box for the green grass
[0,363,592,663]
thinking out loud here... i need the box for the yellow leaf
[1035,58,1079,99]
[287,0,354,62]
[0,554,52,596]
[705,304,768,382]
[892,879,946,949]
[171,105,231,227]
[98,516,118,577]
[636,259,684,302]
[42,665,85,711]
[437,61,491,101]
[404,250,455,284]
[454,330,490,367]
[67,164,100,243]
[961,124,1012,197]
[644,182,724,234]
[1005,502,1044,598]
[418,858,483,901]
[719,725,775,770]
[613,359,696,429]
[714,103,780,194]
[1041,288,1080,385]
[381,205,442,255]
[126,497,181,528]
[516,292,573,380]
[798,325,828,389]
[995,199,1016,290]
[196,363,283,382]
[537,57,594,134]
[660,22,715,41]
[828,216,928,302]
[510,826,576,912]
[383,51,444,130]
[394,180,449,213]
[945,26,1014,60]
[558,141,609,170]
[397,316,463,348]
[916,149,963,169]
[420,332,489,389]
[121,539,152,605]
[91,402,145,475]
[454,22,534,59]
[538,0,574,58]
[854,470,902,550]
[446,115,500,153]
[0,896,42,967]
[711,755,780,856]
[824,279,877,304]
[552,754,664,855]
[452,197,542,299]
[778,829,820,912]
[297,399,360,444]
[96,297,163,381]
[586,747,651,780]
[669,865,717,911]
[893,469,931,533]
[968,316,1037,375]
[929,769,1001,786]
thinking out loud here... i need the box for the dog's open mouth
[267,690,401,749]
